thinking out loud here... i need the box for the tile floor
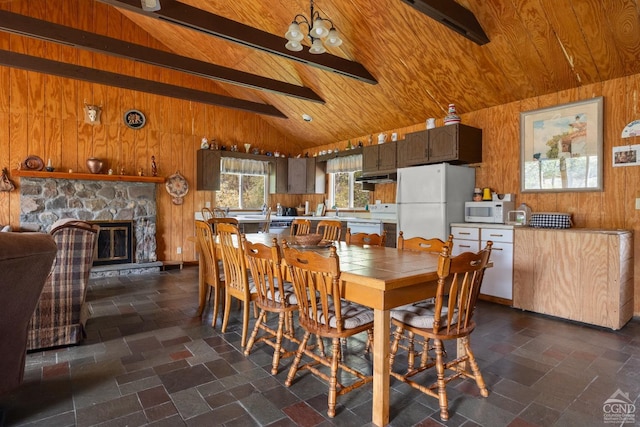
[1,266,639,426]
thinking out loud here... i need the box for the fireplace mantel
[11,169,165,183]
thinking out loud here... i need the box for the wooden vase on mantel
[86,157,103,174]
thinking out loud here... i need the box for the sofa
[0,231,57,395]
[27,219,99,351]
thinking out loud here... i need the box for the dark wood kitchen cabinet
[288,158,325,194]
[397,124,482,168]
[196,149,221,190]
[270,157,288,194]
[362,142,397,174]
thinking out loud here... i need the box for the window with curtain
[216,157,269,209]
[327,155,370,209]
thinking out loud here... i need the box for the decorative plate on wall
[124,109,146,129]
[22,155,44,171]
[165,171,189,205]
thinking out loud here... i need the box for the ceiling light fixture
[141,0,160,12]
[284,0,342,54]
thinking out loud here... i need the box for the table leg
[372,308,390,427]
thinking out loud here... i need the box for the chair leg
[244,309,266,356]
[286,331,311,387]
[389,325,403,372]
[211,286,220,329]
[327,338,340,418]
[221,292,232,333]
[241,298,251,347]
[463,337,489,397]
[434,339,449,421]
[406,331,416,372]
[271,313,287,375]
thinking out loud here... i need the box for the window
[216,158,268,209]
[329,171,370,209]
[326,154,369,209]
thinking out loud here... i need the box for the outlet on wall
[176,247,182,254]
[205,201,211,208]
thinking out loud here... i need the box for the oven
[346,220,383,235]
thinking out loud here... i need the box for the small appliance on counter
[465,200,515,224]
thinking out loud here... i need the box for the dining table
[243,232,442,427]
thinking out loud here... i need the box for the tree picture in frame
[520,97,603,192]
[315,203,325,217]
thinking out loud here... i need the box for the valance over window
[221,157,269,175]
[326,154,362,174]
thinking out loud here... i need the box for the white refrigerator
[396,163,475,241]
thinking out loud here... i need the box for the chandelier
[284,0,343,54]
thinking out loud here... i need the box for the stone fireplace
[19,177,162,276]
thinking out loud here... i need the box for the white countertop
[195,212,396,224]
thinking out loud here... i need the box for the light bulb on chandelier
[284,0,342,54]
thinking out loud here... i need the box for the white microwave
[465,201,515,224]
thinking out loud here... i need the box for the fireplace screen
[92,221,134,266]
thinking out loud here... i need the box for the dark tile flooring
[1,266,639,426]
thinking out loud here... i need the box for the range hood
[355,173,397,184]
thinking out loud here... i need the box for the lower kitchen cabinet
[513,228,633,330]
[451,224,513,303]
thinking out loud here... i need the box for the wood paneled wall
[0,1,297,264]
[321,75,640,316]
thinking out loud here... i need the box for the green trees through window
[217,173,266,209]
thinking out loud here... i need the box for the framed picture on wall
[520,97,603,192]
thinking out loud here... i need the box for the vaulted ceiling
[3,0,640,149]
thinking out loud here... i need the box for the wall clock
[124,109,146,129]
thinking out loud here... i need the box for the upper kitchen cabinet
[398,124,482,168]
[288,157,325,194]
[197,149,221,191]
[362,142,397,175]
[269,157,288,194]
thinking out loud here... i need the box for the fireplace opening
[91,221,134,266]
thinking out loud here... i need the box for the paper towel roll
[305,201,309,215]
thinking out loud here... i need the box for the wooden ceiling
[3,0,640,149]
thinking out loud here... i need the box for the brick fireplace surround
[19,176,162,277]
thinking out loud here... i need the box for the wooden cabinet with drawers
[451,224,513,303]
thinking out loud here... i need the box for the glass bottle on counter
[276,203,283,216]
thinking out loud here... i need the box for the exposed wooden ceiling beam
[0,10,324,104]
[400,0,489,45]
[0,50,287,118]
[96,0,378,85]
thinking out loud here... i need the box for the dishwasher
[345,220,383,235]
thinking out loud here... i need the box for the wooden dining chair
[258,207,271,233]
[213,207,227,218]
[389,242,493,421]
[208,216,239,234]
[282,242,374,418]
[290,218,311,236]
[316,219,342,241]
[201,206,214,221]
[345,228,387,247]
[216,222,257,348]
[194,220,224,327]
[243,237,299,374]
[397,231,453,253]
[395,232,454,373]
